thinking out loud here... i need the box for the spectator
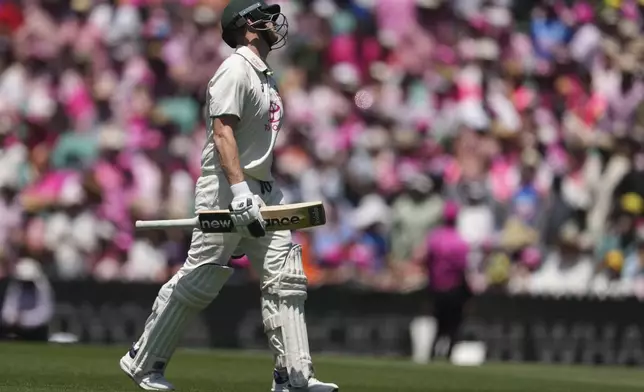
[589,249,630,296]
[310,202,355,285]
[622,226,644,282]
[508,149,545,231]
[508,246,543,294]
[0,258,54,341]
[348,194,391,289]
[594,193,641,269]
[530,2,572,62]
[390,171,444,266]
[529,221,593,296]
[455,180,496,249]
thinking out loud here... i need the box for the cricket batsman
[118,1,339,391]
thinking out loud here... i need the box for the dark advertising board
[2,280,644,365]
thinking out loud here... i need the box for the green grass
[1,342,644,391]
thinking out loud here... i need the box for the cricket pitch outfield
[2,342,644,392]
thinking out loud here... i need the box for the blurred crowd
[2,0,644,296]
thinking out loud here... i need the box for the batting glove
[229,182,266,238]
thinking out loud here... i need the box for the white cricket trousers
[130,172,297,376]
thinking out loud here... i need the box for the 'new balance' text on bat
[135,202,326,233]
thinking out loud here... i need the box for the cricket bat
[135,201,326,233]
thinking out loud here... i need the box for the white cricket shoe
[272,377,339,392]
[120,350,175,391]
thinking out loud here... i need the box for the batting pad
[131,264,233,376]
[262,244,312,388]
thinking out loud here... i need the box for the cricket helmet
[221,0,288,49]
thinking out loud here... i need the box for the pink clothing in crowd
[94,161,132,229]
[489,158,518,202]
[327,35,358,66]
[21,171,76,200]
[374,0,417,40]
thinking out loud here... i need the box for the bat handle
[135,218,199,230]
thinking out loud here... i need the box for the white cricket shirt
[204,46,284,182]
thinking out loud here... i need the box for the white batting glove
[228,182,266,238]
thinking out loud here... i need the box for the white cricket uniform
[188,45,290,270]
[127,47,313,385]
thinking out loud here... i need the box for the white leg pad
[131,264,233,377]
[262,244,312,388]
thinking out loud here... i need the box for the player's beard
[262,28,279,48]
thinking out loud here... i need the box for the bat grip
[247,219,266,237]
[135,217,199,230]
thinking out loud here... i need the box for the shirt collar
[235,46,272,75]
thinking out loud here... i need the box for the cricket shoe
[119,347,175,391]
[272,371,339,392]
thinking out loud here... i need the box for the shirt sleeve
[208,60,247,119]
